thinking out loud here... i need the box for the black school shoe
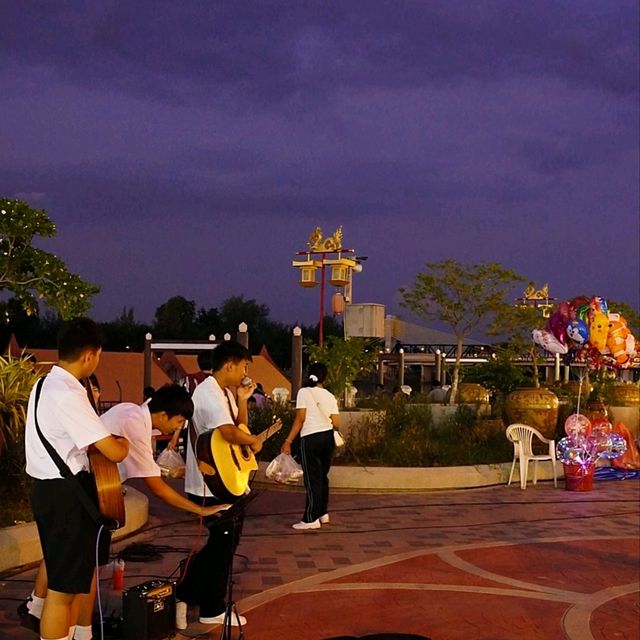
[17,598,40,634]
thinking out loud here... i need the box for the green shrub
[0,355,38,526]
[341,403,512,468]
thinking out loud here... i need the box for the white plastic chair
[506,423,558,490]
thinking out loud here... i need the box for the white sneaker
[176,601,187,630]
[292,519,321,530]
[199,612,247,626]
[319,513,330,524]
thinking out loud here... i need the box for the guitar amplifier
[122,579,176,640]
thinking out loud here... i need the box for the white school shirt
[296,386,339,437]
[100,402,160,482]
[184,375,238,497]
[25,366,111,479]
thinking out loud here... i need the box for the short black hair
[147,384,194,420]
[197,351,213,371]
[57,317,105,361]
[210,341,252,372]
[306,362,328,387]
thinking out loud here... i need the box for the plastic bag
[333,430,345,448]
[156,448,186,478]
[265,453,303,484]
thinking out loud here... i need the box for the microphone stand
[215,491,259,640]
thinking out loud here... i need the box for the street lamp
[292,226,357,346]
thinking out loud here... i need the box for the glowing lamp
[324,258,356,287]
[292,259,321,288]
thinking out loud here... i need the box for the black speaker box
[122,579,176,640]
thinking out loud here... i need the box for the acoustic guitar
[196,420,282,502]
[83,378,125,529]
[88,446,126,529]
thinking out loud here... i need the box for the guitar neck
[257,421,282,444]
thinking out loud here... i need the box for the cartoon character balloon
[532,329,568,355]
[566,319,589,347]
[589,310,610,353]
[606,315,631,366]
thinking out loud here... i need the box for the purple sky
[2,1,638,327]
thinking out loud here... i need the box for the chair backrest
[505,423,541,456]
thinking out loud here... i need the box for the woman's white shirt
[296,386,339,437]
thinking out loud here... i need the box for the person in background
[281,362,340,530]
[427,381,447,404]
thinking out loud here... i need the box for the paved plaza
[1,475,639,639]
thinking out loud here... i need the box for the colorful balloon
[547,311,568,345]
[597,432,627,460]
[564,414,591,439]
[566,319,589,347]
[606,315,631,365]
[589,311,609,353]
[532,329,569,354]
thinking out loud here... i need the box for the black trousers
[300,430,335,523]
[175,494,243,617]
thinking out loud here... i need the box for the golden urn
[610,383,640,407]
[505,387,559,438]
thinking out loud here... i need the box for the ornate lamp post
[292,226,356,345]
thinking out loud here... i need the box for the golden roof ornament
[306,226,343,252]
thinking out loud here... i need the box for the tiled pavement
[1,475,639,639]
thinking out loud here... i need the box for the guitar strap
[32,376,111,528]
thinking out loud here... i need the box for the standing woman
[281,362,340,530]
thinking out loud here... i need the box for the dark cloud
[2,1,637,109]
[0,1,637,323]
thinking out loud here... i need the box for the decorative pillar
[292,326,303,399]
[143,333,152,389]
[237,322,249,348]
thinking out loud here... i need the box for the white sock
[73,624,93,640]
[67,625,76,640]
[28,593,45,618]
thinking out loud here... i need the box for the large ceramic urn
[447,383,490,404]
[505,387,559,438]
[609,383,640,437]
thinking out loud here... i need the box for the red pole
[319,259,326,346]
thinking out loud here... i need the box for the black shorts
[32,472,111,594]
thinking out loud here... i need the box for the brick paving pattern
[1,476,638,639]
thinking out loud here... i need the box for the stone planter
[505,387,559,438]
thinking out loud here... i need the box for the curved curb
[0,486,148,574]
[256,460,561,491]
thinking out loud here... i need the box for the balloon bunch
[532,296,637,370]
[557,412,627,471]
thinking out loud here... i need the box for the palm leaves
[0,355,38,453]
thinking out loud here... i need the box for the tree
[0,199,99,318]
[488,303,546,387]
[152,296,198,339]
[101,307,151,351]
[305,336,378,398]
[400,260,525,403]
